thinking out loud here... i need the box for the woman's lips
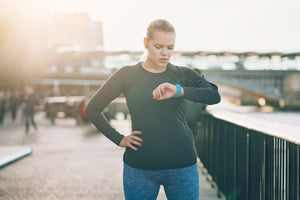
[159,58,168,62]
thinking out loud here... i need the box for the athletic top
[84,62,220,170]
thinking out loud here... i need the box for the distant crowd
[0,88,30,124]
[0,87,89,132]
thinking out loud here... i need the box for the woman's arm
[152,67,220,105]
[84,68,125,146]
[180,67,220,105]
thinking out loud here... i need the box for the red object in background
[78,105,87,119]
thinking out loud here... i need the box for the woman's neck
[143,59,167,73]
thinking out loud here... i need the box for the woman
[85,19,220,200]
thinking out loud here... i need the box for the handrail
[195,109,300,200]
[207,108,300,145]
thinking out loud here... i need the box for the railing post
[265,136,274,200]
[262,138,266,200]
[246,132,249,200]
[288,143,300,200]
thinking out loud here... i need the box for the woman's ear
[144,37,148,49]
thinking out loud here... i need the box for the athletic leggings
[123,162,199,200]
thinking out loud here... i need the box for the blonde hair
[146,19,175,41]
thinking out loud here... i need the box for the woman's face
[145,31,175,67]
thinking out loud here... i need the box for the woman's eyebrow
[153,43,174,47]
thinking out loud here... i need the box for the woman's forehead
[150,31,176,45]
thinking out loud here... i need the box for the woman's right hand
[119,131,143,151]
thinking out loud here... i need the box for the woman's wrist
[180,87,184,97]
[174,84,184,97]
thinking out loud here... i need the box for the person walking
[24,87,38,133]
[84,19,220,200]
[0,90,7,125]
[9,90,19,122]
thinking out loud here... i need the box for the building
[49,13,103,51]
[0,0,49,90]
[34,13,107,96]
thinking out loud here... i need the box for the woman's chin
[157,61,168,66]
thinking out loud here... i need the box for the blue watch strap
[175,84,182,97]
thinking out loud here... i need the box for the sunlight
[0,0,49,74]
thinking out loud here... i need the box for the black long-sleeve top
[85,62,220,170]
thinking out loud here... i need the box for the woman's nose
[160,48,168,55]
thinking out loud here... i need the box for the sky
[50,0,300,52]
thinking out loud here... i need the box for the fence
[195,110,300,200]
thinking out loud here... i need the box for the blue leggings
[123,162,199,200]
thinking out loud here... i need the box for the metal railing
[195,110,300,200]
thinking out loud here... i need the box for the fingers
[131,130,142,135]
[130,135,143,143]
[153,84,164,100]
[153,83,176,100]
[128,131,143,151]
[160,86,164,96]
[130,139,143,147]
[128,143,138,151]
[153,88,159,100]
[155,89,161,100]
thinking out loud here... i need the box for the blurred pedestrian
[9,90,19,122]
[85,19,220,199]
[24,87,39,133]
[48,102,56,125]
[46,93,56,125]
[0,90,7,125]
[19,89,26,123]
[73,101,82,125]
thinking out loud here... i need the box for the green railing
[195,110,300,200]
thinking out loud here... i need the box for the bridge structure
[203,70,300,109]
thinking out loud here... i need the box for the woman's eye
[155,46,161,49]
[168,47,174,50]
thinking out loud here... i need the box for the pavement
[0,111,222,200]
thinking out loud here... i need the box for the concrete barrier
[0,147,32,169]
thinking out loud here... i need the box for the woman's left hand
[153,83,183,100]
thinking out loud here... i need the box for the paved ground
[0,112,221,200]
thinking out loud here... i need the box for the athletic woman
[85,19,220,200]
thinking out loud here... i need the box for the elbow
[207,91,221,105]
[214,92,221,104]
[84,100,104,120]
